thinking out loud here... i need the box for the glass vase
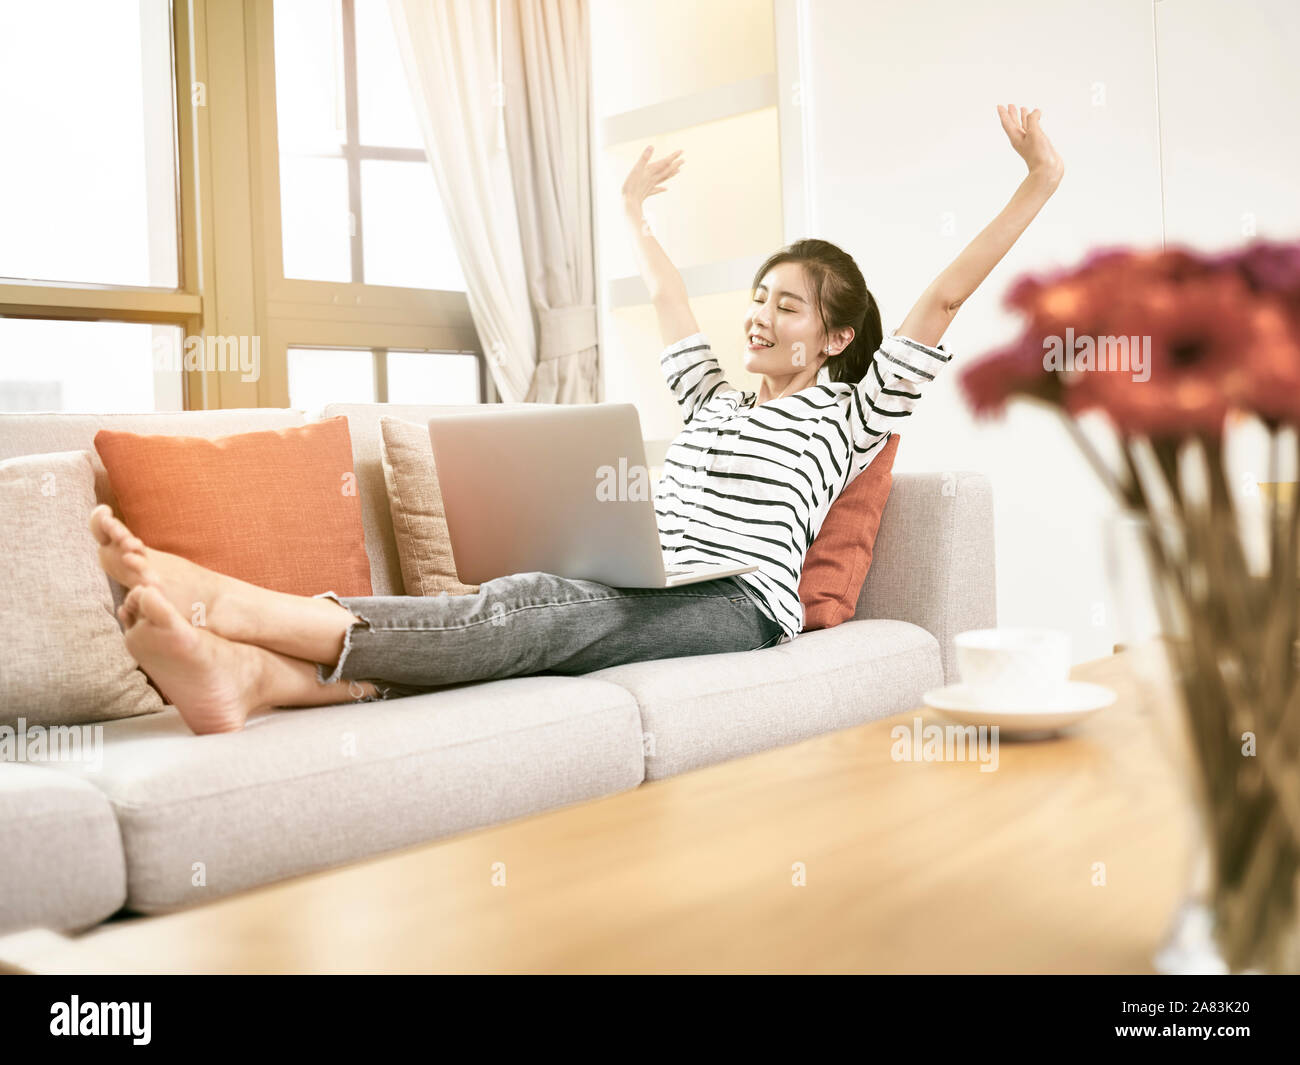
[1104,510,1300,974]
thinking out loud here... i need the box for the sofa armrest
[854,471,997,685]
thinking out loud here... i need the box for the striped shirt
[654,330,952,643]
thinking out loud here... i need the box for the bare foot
[120,585,267,735]
[91,505,362,666]
[91,504,248,639]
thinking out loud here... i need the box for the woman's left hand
[998,104,1064,188]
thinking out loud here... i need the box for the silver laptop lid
[427,403,668,587]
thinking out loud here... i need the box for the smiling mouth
[748,336,774,348]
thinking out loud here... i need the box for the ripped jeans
[313,570,784,699]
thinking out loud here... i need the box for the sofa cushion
[378,416,479,596]
[95,415,373,598]
[855,472,997,685]
[0,763,127,935]
[0,450,165,728]
[40,675,645,914]
[588,619,944,780]
[798,432,900,630]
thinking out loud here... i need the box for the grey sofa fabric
[590,619,943,780]
[36,675,644,914]
[856,471,997,685]
[0,763,127,935]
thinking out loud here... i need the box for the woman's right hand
[621,146,684,216]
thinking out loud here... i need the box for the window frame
[0,0,491,412]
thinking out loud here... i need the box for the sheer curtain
[387,0,599,404]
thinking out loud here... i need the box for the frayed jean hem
[311,590,405,702]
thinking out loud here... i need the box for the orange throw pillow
[95,416,373,598]
[798,432,901,631]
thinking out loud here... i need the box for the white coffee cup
[953,627,1071,706]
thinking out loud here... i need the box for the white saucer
[921,680,1117,737]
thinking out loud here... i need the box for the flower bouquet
[958,237,1300,973]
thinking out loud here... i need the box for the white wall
[1156,0,1300,508]
[797,0,1300,665]
[590,0,784,458]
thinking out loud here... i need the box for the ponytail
[826,299,883,386]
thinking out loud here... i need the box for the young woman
[93,104,1062,736]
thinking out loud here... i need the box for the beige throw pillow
[378,417,480,597]
[0,451,166,728]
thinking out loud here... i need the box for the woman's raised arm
[896,105,1065,349]
[622,146,700,347]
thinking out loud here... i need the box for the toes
[108,516,133,546]
[89,504,113,545]
[100,510,136,548]
[120,584,147,628]
[121,551,150,582]
[135,585,182,629]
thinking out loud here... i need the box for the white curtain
[387,0,599,404]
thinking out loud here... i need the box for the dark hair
[750,238,883,386]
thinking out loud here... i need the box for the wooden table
[1,648,1197,974]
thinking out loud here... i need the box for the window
[272,0,466,291]
[287,347,375,409]
[386,350,479,404]
[287,346,479,410]
[263,0,483,407]
[0,1,484,414]
[0,0,189,413]
[0,0,179,288]
[0,319,183,413]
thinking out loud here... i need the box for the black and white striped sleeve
[659,332,739,424]
[848,332,952,467]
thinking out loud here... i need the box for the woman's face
[743,262,825,376]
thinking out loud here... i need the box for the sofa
[0,403,996,935]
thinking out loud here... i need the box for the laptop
[426,403,758,588]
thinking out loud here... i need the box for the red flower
[961,239,1300,438]
[1238,296,1300,425]
[959,334,1058,418]
[1227,238,1300,304]
[1063,272,1255,439]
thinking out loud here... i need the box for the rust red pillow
[94,416,373,598]
[798,431,901,631]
